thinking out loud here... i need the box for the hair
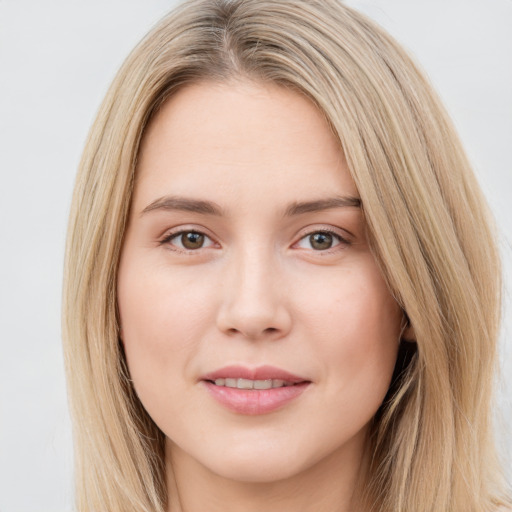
[62,1,510,511]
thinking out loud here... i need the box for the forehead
[134,80,358,209]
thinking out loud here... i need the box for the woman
[62,0,511,510]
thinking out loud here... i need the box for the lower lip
[203,381,310,415]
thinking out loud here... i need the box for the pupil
[310,232,332,250]
[182,232,204,249]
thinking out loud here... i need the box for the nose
[216,247,292,341]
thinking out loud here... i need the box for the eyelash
[159,229,217,253]
[159,227,351,254]
[294,228,350,252]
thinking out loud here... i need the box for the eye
[295,230,346,251]
[162,230,216,251]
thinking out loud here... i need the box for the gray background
[0,1,510,510]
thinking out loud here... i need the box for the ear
[401,312,416,343]
[402,323,416,343]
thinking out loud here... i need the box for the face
[117,80,402,483]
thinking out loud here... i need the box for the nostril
[224,325,281,339]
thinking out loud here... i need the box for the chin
[205,453,308,484]
[194,431,341,484]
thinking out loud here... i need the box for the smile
[210,378,297,389]
[201,365,311,415]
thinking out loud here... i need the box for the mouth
[201,365,311,415]
[207,378,302,390]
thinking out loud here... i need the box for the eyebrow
[284,196,361,216]
[141,194,361,217]
[141,196,224,216]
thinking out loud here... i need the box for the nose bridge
[216,240,290,339]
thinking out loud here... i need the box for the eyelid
[159,225,219,252]
[292,225,352,251]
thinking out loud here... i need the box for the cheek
[340,286,400,364]
[116,256,216,395]
[296,260,401,397]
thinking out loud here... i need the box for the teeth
[214,378,293,389]
[237,378,254,389]
[253,379,272,390]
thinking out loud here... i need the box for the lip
[202,365,308,383]
[201,365,311,415]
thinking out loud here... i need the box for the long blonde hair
[62,1,509,510]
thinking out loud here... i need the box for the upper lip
[201,365,310,384]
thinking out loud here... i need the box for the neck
[165,432,370,512]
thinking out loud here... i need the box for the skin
[117,80,405,512]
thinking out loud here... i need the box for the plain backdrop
[0,1,510,510]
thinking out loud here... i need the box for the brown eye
[180,231,205,249]
[295,230,346,252]
[309,232,334,250]
[163,230,215,251]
